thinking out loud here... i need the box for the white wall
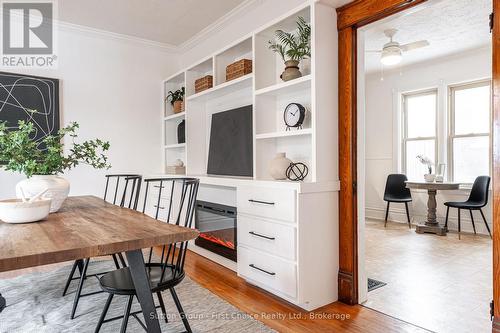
[0,25,176,199]
[364,48,493,234]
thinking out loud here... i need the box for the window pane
[454,84,490,135]
[406,140,435,181]
[453,136,489,183]
[406,93,436,138]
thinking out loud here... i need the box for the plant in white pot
[416,155,435,182]
[0,121,111,212]
[268,17,311,82]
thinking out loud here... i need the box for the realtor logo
[1,1,57,68]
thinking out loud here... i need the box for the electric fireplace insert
[195,201,237,262]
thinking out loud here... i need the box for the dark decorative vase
[177,119,185,144]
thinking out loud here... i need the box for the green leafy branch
[0,120,111,177]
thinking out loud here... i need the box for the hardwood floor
[1,246,430,332]
[183,250,429,333]
[364,219,492,333]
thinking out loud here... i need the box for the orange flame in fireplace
[199,233,235,250]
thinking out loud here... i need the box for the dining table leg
[0,293,5,312]
[125,249,161,333]
[415,189,447,236]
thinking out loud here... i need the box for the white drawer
[237,186,296,222]
[238,246,297,299]
[145,197,175,222]
[238,215,296,260]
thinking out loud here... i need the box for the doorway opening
[357,0,493,331]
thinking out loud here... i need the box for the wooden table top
[405,181,461,190]
[0,196,199,272]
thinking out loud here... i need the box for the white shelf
[164,112,185,121]
[148,173,340,193]
[164,143,186,149]
[255,75,311,97]
[256,129,312,140]
[186,74,253,102]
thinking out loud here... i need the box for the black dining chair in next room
[383,174,412,228]
[62,174,142,319]
[444,175,491,239]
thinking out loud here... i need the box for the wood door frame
[336,3,499,327]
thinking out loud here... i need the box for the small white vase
[269,152,292,180]
[424,174,436,183]
[16,175,70,213]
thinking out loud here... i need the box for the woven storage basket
[226,59,252,82]
[194,75,213,93]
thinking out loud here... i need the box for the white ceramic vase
[16,175,70,213]
[269,152,292,180]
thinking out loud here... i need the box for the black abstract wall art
[0,71,59,150]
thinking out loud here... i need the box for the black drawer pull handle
[248,199,275,205]
[249,264,276,276]
[153,205,165,209]
[249,231,275,240]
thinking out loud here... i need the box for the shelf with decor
[186,73,253,102]
[186,58,213,98]
[254,6,311,91]
[256,128,312,140]
[214,37,253,86]
[163,72,185,118]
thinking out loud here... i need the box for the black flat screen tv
[207,105,253,177]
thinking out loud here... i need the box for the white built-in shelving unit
[160,1,339,311]
[162,2,336,185]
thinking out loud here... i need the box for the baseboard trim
[365,206,492,236]
[338,270,357,305]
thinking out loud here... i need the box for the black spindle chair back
[64,173,143,320]
[104,174,142,209]
[141,178,199,282]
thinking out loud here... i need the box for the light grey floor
[364,219,492,333]
[0,260,275,333]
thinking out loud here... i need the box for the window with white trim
[449,81,491,183]
[402,90,438,181]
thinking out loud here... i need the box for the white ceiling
[58,0,246,46]
[363,0,492,73]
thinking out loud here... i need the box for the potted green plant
[268,17,311,82]
[166,87,185,114]
[0,120,111,212]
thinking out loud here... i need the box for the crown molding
[0,8,178,52]
[56,20,178,52]
[177,0,263,53]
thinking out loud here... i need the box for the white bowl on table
[0,198,52,224]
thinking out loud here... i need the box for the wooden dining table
[0,195,199,333]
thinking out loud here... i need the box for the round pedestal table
[405,181,460,236]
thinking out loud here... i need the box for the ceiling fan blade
[400,40,429,52]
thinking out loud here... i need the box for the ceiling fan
[368,29,430,66]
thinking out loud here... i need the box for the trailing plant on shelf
[166,87,185,114]
[268,16,311,82]
[0,120,111,212]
